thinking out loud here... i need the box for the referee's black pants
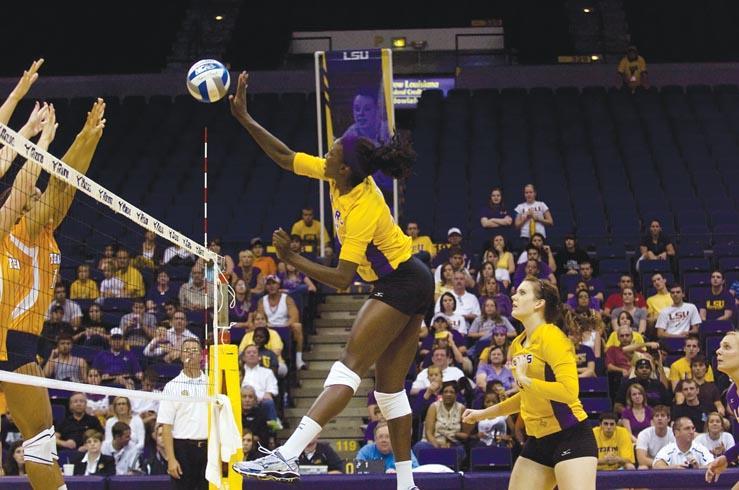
[172,439,208,490]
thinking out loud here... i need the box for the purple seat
[470,446,512,470]
[701,320,734,336]
[581,397,612,417]
[719,257,739,271]
[579,376,608,396]
[417,447,460,470]
[640,260,670,274]
[100,297,133,312]
[151,362,181,379]
[52,404,66,425]
[660,337,685,354]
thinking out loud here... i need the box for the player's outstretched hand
[23,101,48,138]
[705,455,728,483]
[9,59,44,101]
[229,71,249,120]
[38,103,58,145]
[272,228,292,260]
[82,98,106,139]
[462,408,483,425]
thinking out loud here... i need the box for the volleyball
[186,59,231,103]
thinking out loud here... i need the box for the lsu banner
[319,49,395,197]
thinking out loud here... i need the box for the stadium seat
[701,320,734,337]
[579,377,609,396]
[417,448,461,470]
[100,298,133,312]
[660,338,686,354]
[639,260,670,274]
[52,404,66,425]
[470,446,512,470]
[151,362,181,380]
[581,397,612,417]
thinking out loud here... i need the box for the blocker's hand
[229,71,249,120]
[272,228,292,261]
[10,58,44,101]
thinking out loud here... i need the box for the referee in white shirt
[157,337,209,489]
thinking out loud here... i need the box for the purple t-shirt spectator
[476,364,515,390]
[513,262,552,288]
[700,289,735,321]
[92,349,142,378]
[575,344,596,370]
[621,405,653,436]
[566,296,602,312]
[146,286,177,310]
[641,234,673,256]
[229,296,257,324]
[278,272,306,292]
[568,277,606,299]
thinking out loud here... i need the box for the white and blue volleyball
[186,59,231,103]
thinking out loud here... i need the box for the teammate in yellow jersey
[463,278,597,490]
[229,72,432,490]
[0,71,106,489]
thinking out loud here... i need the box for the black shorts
[369,256,434,316]
[520,420,598,468]
[0,330,40,372]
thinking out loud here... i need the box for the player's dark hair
[350,132,415,186]
[525,278,567,333]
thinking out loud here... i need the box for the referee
[157,337,209,489]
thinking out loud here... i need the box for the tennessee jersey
[293,153,412,282]
[509,323,588,438]
[1,217,60,340]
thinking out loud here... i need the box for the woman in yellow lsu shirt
[229,72,434,487]
[463,278,597,490]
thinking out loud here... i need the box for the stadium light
[214,15,224,21]
[392,37,406,49]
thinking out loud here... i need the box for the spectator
[140,425,169,475]
[104,396,146,452]
[413,381,471,461]
[290,207,330,246]
[257,275,306,370]
[162,245,195,267]
[130,369,160,426]
[3,440,25,476]
[195,237,235,281]
[414,365,443,417]
[593,412,636,470]
[638,219,676,269]
[250,237,277,277]
[636,405,675,469]
[178,264,214,312]
[699,270,734,322]
[478,277,512,318]
[656,285,701,339]
[490,235,515,287]
[229,279,256,329]
[434,263,455,301]
[606,309,646,351]
[279,262,317,296]
[555,234,588,276]
[55,393,104,450]
[475,345,517,395]
[81,303,110,347]
[618,45,649,92]
[566,260,604,303]
[688,355,724,416]
[669,335,716,395]
[239,312,285,362]
[513,183,553,244]
[569,329,596,378]
[695,412,735,459]
[432,228,471,269]
[98,244,117,271]
[647,273,672,324]
[0,411,21,453]
[241,385,271,446]
[71,429,116,476]
[70,264,100,300]
[614,358,672,414]
[38,305,75,360]
[621,383,653,442]
[433,292,469,336]
[479,187,513,245]
[566,284,602,312]
[434,272,481,332]
[566,306,604,360]
[143,324,177,363]
[298,435,344,474]
[119,298,157,348]
[516,233,557,274]
[606,326,657,379]
[355,422,419,472]
[242,428,258,462]
[146,270,177,312]
[165,310,199,357]
[232,249,265,295]
[609,287,648,336]
[134,230,163,270]
[92,327,143,389]
[653,417,713,469]
[46,284,83,328]
[512,246,556,289]
[410,346,466,396]
[419,313,465,357]
[84,368,110,418]
[433,246,474,288]
[43,333,87,382]
[102,421,141,475]
[467,298,515,341]
[99,260,125,299]
[604,275,647,316]
[474,391,514,448]
[244,326,284,377]
[115,248,146,298]
[406,221,436,261]
[475,260,498,293]
[241,344,282,428]
[672,379,711,432]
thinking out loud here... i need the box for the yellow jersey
[293,153,412,282]
[290,219,330,245]
[0,218,60,359]
[593,426,635,470]
[509,323,588,438]
[411,236,435,257]
[70,278,100,300]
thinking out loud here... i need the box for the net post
[315,51,326,258]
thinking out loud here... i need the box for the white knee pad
[374,390,412,420]
[22,426,56,465]
[324,361,361,393]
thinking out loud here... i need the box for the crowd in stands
[3,180,739,478]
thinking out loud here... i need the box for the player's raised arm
[0,101,49,177]
[0,58,44,126]
[229,71,295,172]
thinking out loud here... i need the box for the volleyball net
[0,99,236,425]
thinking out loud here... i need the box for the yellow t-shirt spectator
[70,278,100,300]
[593,425,635,471]
[669,357,715,385]
[239,328,285,362]
[605,331,645,349]
[117,265,145,298]
[618,55,647,84]
[411,236,436,258]
[291,219,330,245]
[647,292,672,320]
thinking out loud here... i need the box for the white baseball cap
[447,227,462,237]
[110,327,124,337]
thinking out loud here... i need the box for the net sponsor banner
[392,77,456,107]
[0,122,218,262]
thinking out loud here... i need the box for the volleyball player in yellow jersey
[463,278,597,490]
[0,98,105,490]
[229,72,433,490]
